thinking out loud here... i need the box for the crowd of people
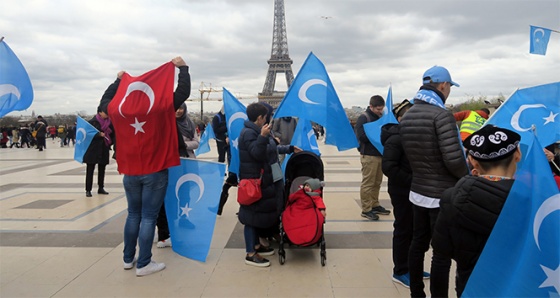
[0,119,76,149]
[358,66,559,297]
[5,61,558,296]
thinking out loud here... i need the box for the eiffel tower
[258,0,295,108]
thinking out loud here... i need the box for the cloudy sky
[1,0,559,116]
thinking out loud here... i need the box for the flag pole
[551,160,560,173]
[532,26,560,34]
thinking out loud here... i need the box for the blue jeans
[244,225,258,254]
[122,169,168,268]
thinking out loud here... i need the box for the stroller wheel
[279,253,285,265]
[321,251,327,266]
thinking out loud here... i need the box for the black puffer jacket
[399,89,468,198]
[237,120,292,228]
[432,176,514,296]
[381,123,411,198]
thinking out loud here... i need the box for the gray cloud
[1,0,559,116]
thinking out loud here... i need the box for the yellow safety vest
[460,111,486,136]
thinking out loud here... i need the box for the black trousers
[85,163,106,192]
[409,205,450,297]
[217,172,238,215]
[36,136,46,150]
[156,204,170,241]
[216,140,229,163]
[389,190,413,276]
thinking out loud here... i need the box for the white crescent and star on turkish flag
[116,78,156,135]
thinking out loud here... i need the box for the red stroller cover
[282,188,325,246]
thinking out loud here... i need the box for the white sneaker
[123,256,137,270]
[156,238,172,248]
[136,261,166,276]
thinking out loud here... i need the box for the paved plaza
[0,139,456,297]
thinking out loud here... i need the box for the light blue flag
[463,135,560,297]
[74,116,99,163]
[281,119,321,174]
[164,158,226,262]
[222,87,247,175]
[274,52,358,151]
[530,25,552,55]
[485,82,560,148]
[195,124,215,156]
[290,119,321,156]
[363,86,398,154]
[0,39,34,118]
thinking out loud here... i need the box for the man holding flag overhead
[354,95,390,221]
[99,56,191,277]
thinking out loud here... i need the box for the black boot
[85,191,92,197]
[98,188,109,195]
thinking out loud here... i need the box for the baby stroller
[278,151,326,266]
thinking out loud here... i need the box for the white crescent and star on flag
[510,104,558,132]
[0,84,20,100]
[175,173,205,219]
[228,112,248,150]
[118,80,156,135]
[533,193,560,293]
[298,79,326,105]
[76,128,87,145]
[307,128,319,151]
[533,28,545,43]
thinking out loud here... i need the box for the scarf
[96,114,112,146]
[176,103,195,140]
[413,87,446,109]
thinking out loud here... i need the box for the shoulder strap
[362,111,373,123]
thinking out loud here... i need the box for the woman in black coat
[237,103,299,267]
[83,106,114,197]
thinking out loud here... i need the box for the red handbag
[237,170,263,205]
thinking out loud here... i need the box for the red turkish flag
[107,62,179,175]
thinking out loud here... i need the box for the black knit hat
[463,125,521,161]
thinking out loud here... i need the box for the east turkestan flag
[0,39,34,118]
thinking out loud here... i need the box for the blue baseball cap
[422,66,460,87]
